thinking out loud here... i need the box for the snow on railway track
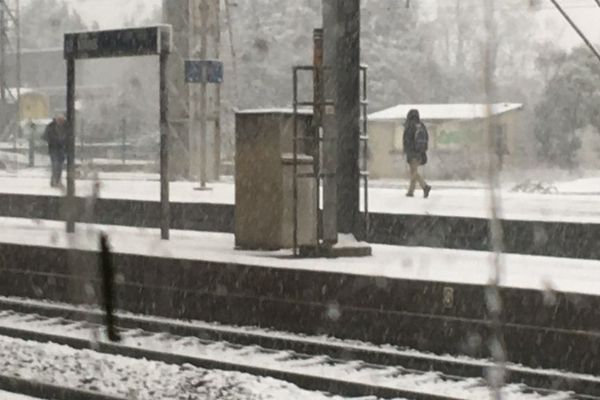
[0,335,358,400]
[0,304,582,400]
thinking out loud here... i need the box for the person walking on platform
[43,114,67,188]
[403,109,432,198]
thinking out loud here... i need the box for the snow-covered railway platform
[0,217,598,376]
[0,175,597,259]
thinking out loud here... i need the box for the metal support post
[292,67,299,256]
[199,0,208,189]
[121,119,126,164]
[313,29,324,245]
[160,51,171,240]
[213,0,222,181]
[15,0,21,156]
[28,121,34,167]
[360,66,369,241]
[79,119,85,164]
[66,57,76,233]
[214,76,221,180]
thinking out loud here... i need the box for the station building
[367,103,525,180]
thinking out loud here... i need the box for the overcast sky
[64,0,158,27]
[61,0,600,50]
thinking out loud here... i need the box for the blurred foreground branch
[483,0,506,399]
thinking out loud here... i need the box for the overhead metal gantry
[64,26,173,239]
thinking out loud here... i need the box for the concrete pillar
[323,0,361,237]
[163,0,221,181]
[163,0,191,179]
[189,0,221,182]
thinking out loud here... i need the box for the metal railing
[291,64,369,256]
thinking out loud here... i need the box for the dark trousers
[49,150,65,187]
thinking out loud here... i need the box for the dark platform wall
[367,213,600,260]
[0,193,597,260]
[1,241,599,375]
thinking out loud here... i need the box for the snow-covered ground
[7,295,600,392]
[0,171,599,223]
[0,217,598,296]
[0,309,573,400]
[0,391,43,400]
[0,335,354,400]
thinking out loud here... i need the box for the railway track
[0,374,126,400]
[0,297,596,400]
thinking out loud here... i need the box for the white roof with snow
[3,88,36,104]
[368,103,523,122]
[235,108,312,115]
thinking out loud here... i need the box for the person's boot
[406,192,414,197]
[424,185,432,199]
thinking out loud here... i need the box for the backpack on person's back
[414,122,429,153]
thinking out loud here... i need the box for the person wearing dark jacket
[43,115,67,188]
[402,109,432,198]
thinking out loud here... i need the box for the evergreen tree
[534,47,600,169]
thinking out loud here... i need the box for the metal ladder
[291,65,369,257]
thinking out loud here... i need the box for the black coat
[403,121,428,165]
[43,120,67,154]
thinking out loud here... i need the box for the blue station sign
[185,60,224,84]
